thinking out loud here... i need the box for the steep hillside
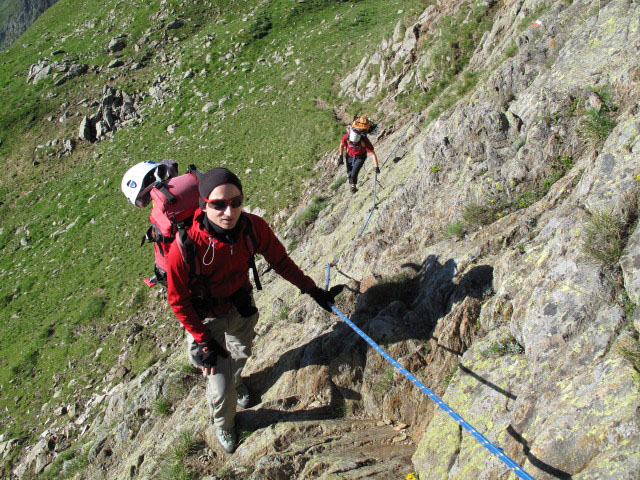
[2,0,640,479]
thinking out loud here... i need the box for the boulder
[167,19,184,29]
[108,38,126,52]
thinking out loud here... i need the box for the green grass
[581,108,617,145]
[158,429,201,480]
[294,195,330,227]
[330,175,348,191]
[503,41,518,59]
[616,336,640,376]
[463,155,574,228]
[430,165,443,173]
[443,364,459,387]
[579,85,617,145]
[39,446,89,480]
[445,220,465,239]
[153,397,171,417]
[582,209,625,266]
[0,0,431,459]
[374,367,395,395]
[481,334,524,358]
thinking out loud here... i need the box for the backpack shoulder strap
[176,227,199,276]
[242,214,263,291]
[187,164,203,182]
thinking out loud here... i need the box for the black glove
[375,166,380,174]
[191,338,228,368]
[337,153,344,165]
[307,285,345,312]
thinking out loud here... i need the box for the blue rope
[325,265,534,480]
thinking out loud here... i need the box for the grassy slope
[0,0,430,463]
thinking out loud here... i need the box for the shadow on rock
[247,255,494,405]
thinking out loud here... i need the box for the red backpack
[141,165,202,286]
[140,165,262,290]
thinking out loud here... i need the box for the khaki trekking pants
[186,299,258,430]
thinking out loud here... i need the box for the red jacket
[166,210,316,342]
[341,133,374,157]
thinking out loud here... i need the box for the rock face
[0,0,59,51]
[13,0,640,478]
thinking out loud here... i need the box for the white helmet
[348,129,361,143]
[121,161,164,207]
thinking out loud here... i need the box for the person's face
[204,183,243,230]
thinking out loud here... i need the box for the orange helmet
[352,115,371,133]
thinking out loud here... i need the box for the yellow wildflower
[636,173,640,182]
[407,474,419,480]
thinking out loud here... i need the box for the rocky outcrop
[26,58,87,85]
[77,86,142,143]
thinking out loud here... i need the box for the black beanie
[198,168,243,202]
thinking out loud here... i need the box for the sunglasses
[202,195,244,211]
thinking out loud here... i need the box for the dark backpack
[140,165,262,290]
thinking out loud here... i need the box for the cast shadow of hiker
[246,255,492,403]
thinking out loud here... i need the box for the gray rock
[107,59,124,68]
[108,38,126,52]
[201,102,215,113]
[167,19,184,29]
[78,116,95,142]
[26,61,52,84]
[621,223,640,305]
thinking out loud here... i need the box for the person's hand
[307,285,345,312]
[337,153,344,165]
[192,338,228,375]
[375,166,380,174]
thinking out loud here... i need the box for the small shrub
[616,336,640,375]
[374,367,394,395]
[173,430,198,462]
[443,364,459,387]
[503,41,518,59]
[277,303,291,322]
[481,334,524,357]
[582,209,625,266]
[153,397,171,417]
[431,164,443,173]
[462,202,504,226]
[581,108,616,145]
[445,220,465,239]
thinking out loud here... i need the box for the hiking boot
[216,427,237,453]
[350,185,358,193]
[236,383,250,409]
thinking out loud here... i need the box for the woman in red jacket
[166,168,343,453]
